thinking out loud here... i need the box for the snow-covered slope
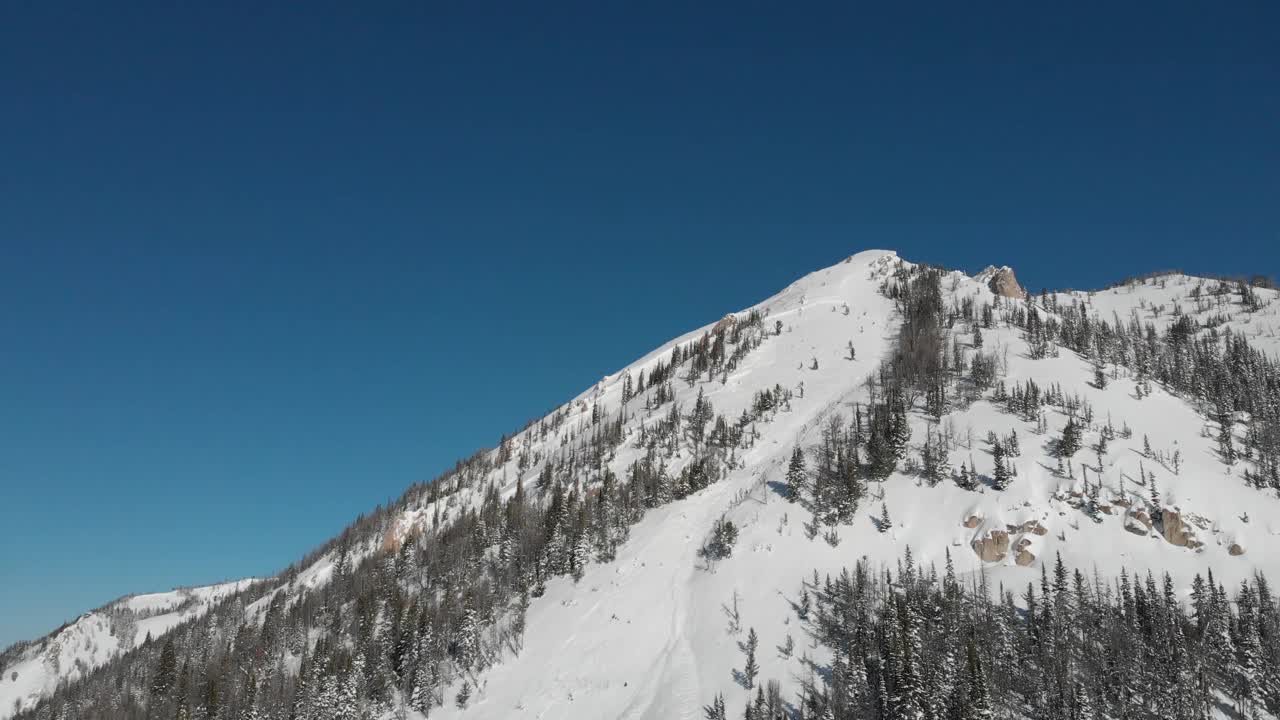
[376,250,1280,717]
[0,580,255,717]
[12,250,1280,719]
[1049,271,1280,358]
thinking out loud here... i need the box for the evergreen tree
[956,459,978,491]
[785,446,807,503]
[703,693,728,720]
[150,635,178,701]
[456,603,481,670]
[962,636,992,720]
[410,663,433,716]
[1058,417,1083,458]
[704,516,738,560]
[992,439,1011,491]
[893,596,926,720]
[921,430,949,487]
[1220,412,1238,465]
[743,627,759,689]
[1093,350,1108,389]
[455,680,471,709]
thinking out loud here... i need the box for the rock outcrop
[973,529,1010,562]
[1158,509,1202,549]
[1125,508,1153,535]
[1229,543,1246,556]
[711,314,737,334]
[1014,538,1036,567]
[1007,519,1049,536]
[981,266,1027,299]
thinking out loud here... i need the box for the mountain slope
[10,250,1280,720]
[421,253,1280,718]
[1,580,256,717]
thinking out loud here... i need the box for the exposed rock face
[1159,510,1200,548]
[1230,543,1246,556]
[1125,508,1153,536]
[985,266,1027,299]
[963,515,982,529]
[1015,538,1036,567]
[973,529,1009,562]
[1007,520,1049,536]
[711,314,737,334]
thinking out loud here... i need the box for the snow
[9,250,1279,719]
[1050,272,1280,358]
[383,251,1280,717]
[0,579,256,718]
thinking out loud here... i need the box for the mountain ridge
[8,250,1280,720]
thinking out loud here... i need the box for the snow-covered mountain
[1,580,256,717]
[9,250,1280,720]
[415,251,1280,718]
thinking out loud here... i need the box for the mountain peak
[845,248,898,265]
[11,255,1280,720]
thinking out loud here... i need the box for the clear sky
[1,3,1276,648]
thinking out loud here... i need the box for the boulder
[1229,543,1246,556]
[962,515,982,529]
[1015,538,1036,567]
[973,529,1010,562]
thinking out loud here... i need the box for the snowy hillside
[13,250,1280,720]
[0,580,256,718]
[413,252,1280,718]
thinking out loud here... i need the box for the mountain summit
[7,251,1280,720]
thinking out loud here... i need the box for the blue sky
[1,3,1276,648]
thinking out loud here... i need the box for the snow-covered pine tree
[702,692,727,720]
[991,439,1011,491]
[743,627,759,689]
[785,446,807,503]
[455,680,471,709]
[1058,417,1083,458]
